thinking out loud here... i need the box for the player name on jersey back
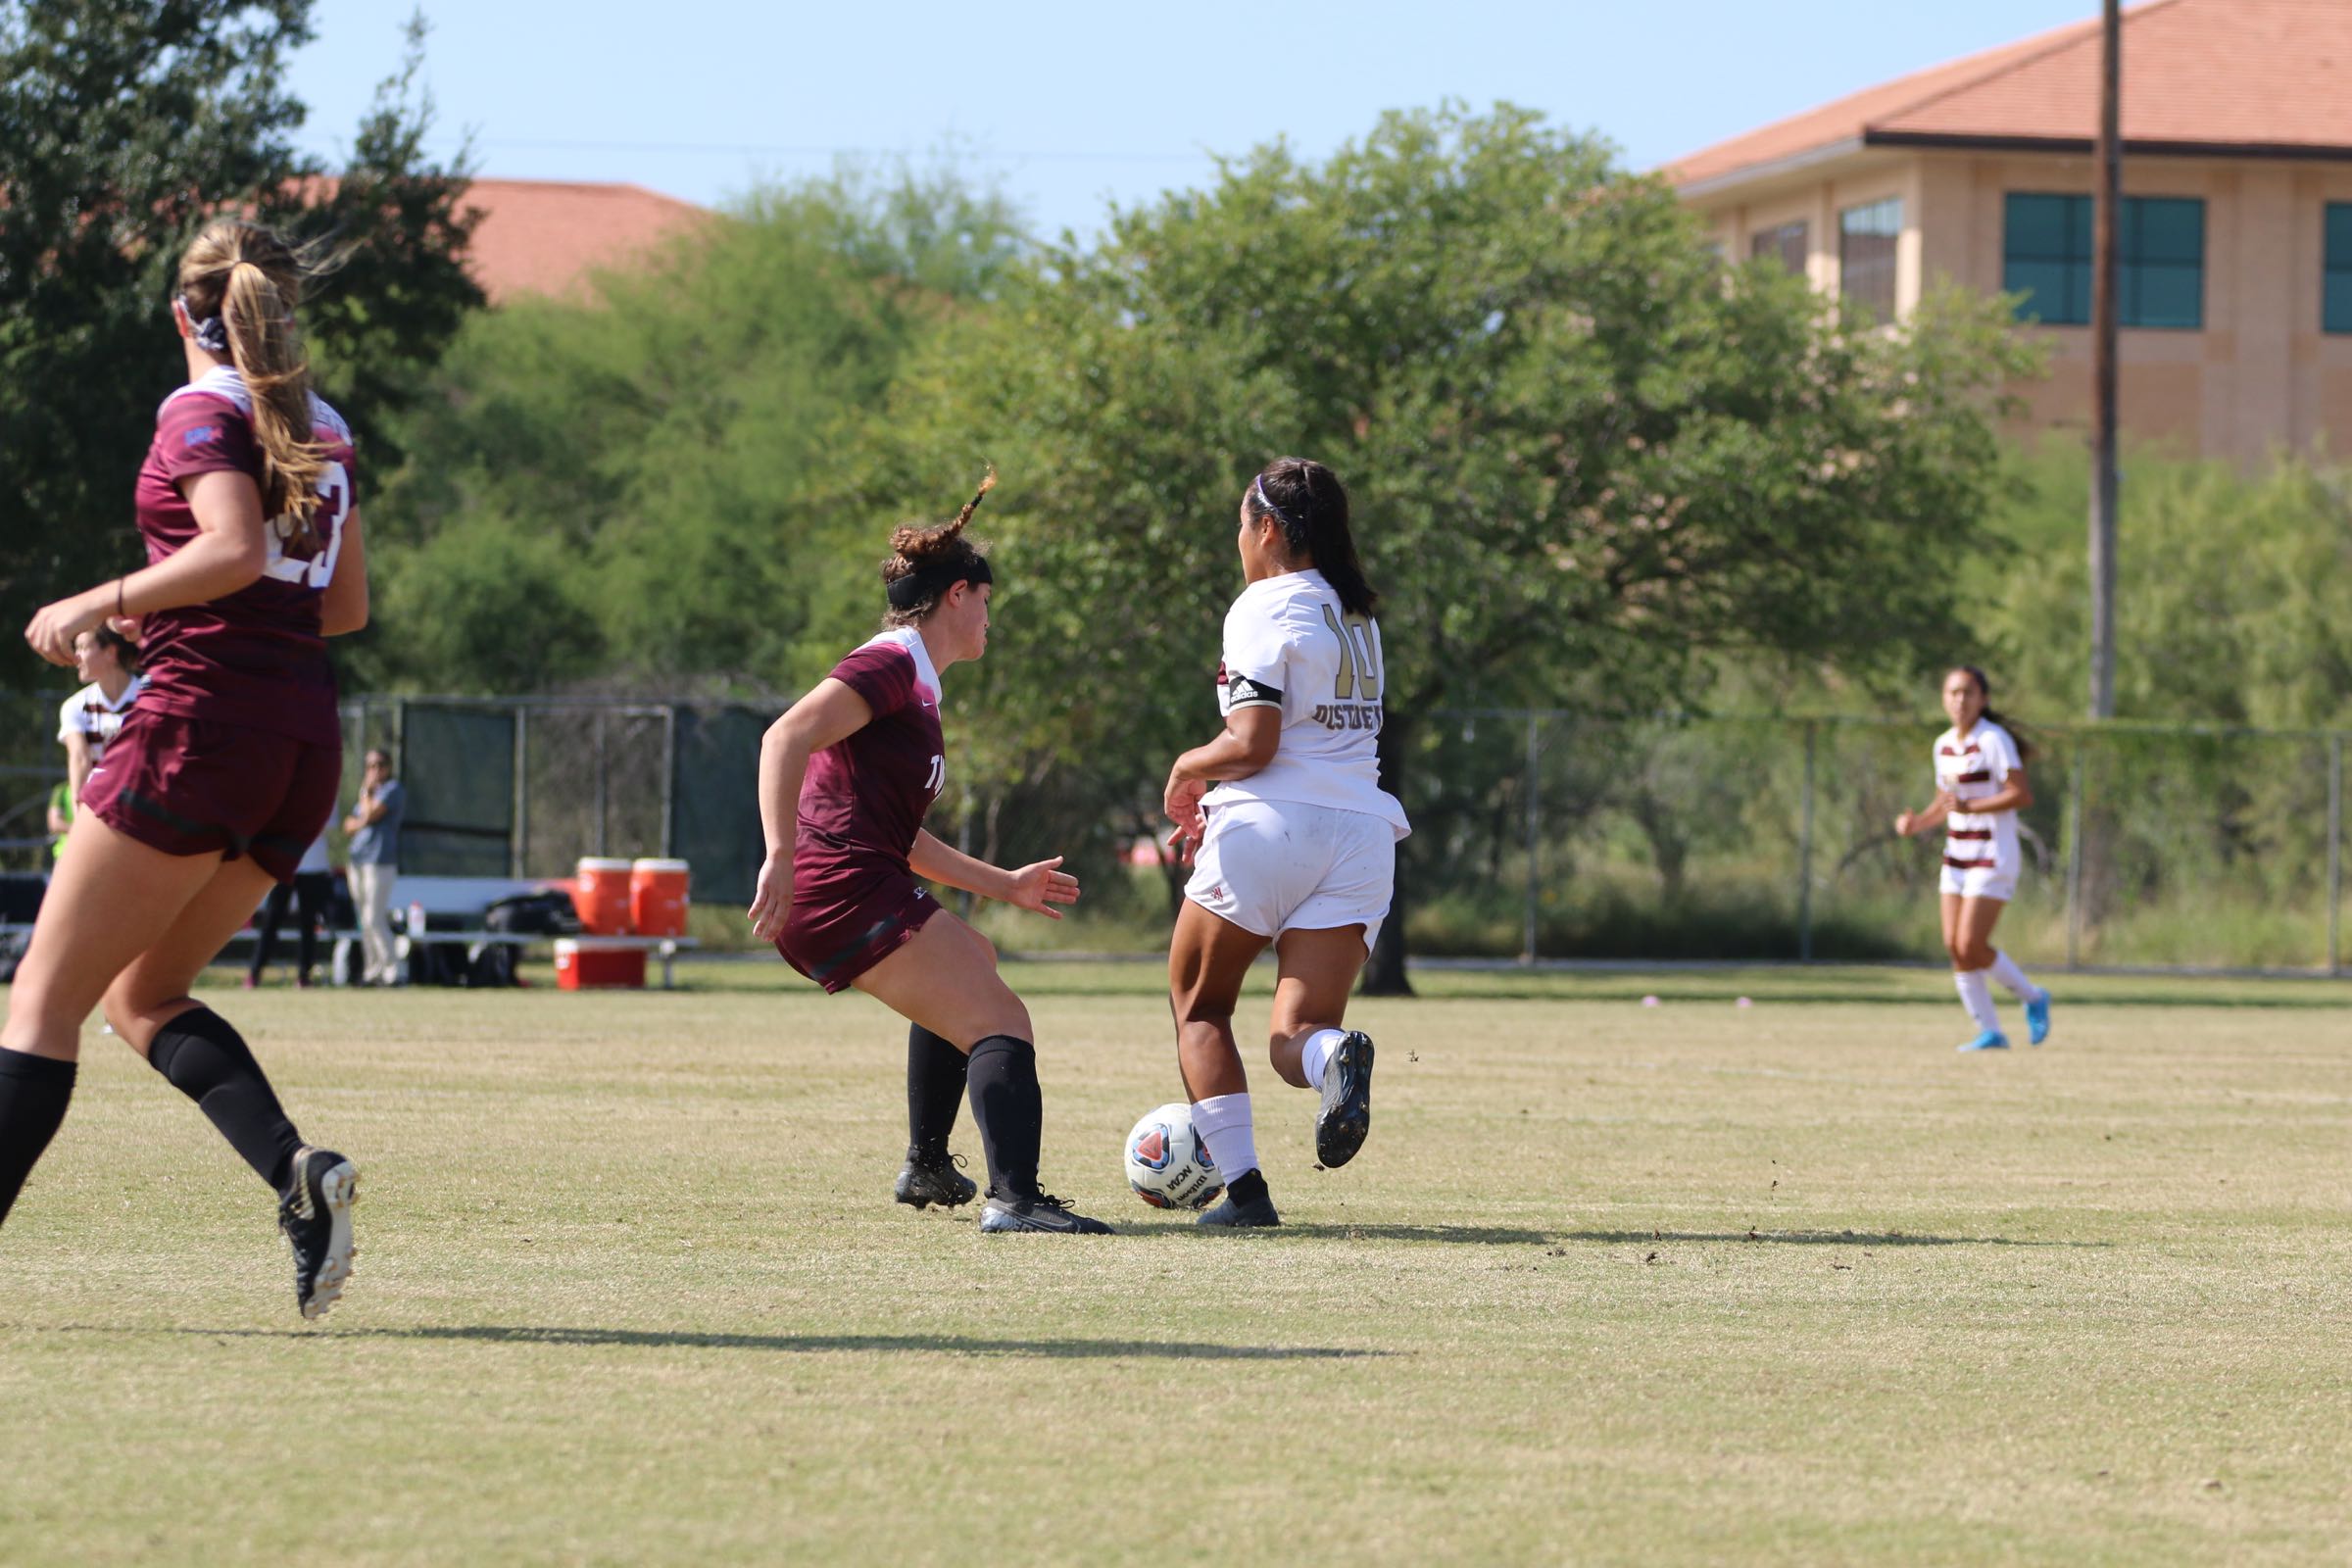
[1207,568,1409,839]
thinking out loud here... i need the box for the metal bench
[394,928,701,989]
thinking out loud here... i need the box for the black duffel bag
[469,890,583,988]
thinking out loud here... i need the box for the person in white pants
[341,749,405,986]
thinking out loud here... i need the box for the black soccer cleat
[1313,1030,1376,1169]
[894,1151,978,1211]
[1196,1186,1282,1228]
[278,1146,359,1321]
[978,1190,1114,1235]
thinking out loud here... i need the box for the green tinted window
[2325,204,2352,333]
[2003,192,2203,330]
[2003,194,2090,325]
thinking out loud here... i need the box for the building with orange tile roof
[457,179,710,305]
[1667,0,2352,461]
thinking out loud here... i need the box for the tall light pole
[2089,0,2121,718]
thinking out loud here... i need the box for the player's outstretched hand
[24,587,106,666]
[1004,856,1079,919]
[747,851,793,944]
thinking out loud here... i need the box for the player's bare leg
[850,916,1000,1213]
[1269,924,1376,1167]
[2,811,221,1064]
[1946,893,2012,1052]
[1,815,219,1227]
[854,910,1031,1047]
[1,816,355,1316]
[1168,900,1279,1227]
[856,913,1109,1234]
[118,850,358,1316]
[1949,892,2050,1042]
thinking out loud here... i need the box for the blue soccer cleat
[1958,1030,2011,1054]
[2025,994,2052,1046]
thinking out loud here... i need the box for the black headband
[885,556,992,610]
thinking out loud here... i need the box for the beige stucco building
[1667,0,2352,463]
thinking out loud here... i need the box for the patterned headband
[175,295,230,355]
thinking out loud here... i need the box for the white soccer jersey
[57,677,146,765]
[1935,720,2024,877]
[1203,568,1409,839]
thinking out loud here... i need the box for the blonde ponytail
[178,220,330,547]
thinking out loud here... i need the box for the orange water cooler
[629,858,690,938]
[573,858,634,935]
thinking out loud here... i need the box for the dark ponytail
[1245,457,1378,616]
[1953,665,2035,762]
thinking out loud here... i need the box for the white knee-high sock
[1989,950,2043,1003]
[1298,1028,1347,1090]
[1953,968,2001,1035]
[1190,1093,1258,1181]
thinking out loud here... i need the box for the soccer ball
[1123,1102,1222,1210]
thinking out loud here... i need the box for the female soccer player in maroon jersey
[747,476,1111,1235]
[1,220,365,1318]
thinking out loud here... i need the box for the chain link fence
[5,692,2344,974]
[1407,712,2345,974]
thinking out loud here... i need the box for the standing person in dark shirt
[245,828,334,990]
[747,473,1111,1235]
[1,219,365,1320]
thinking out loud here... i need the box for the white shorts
[1185,798,1395,955]
[1939,859,2018,903]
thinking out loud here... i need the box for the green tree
[1979,446,2352,729]
[875,103,2039,990]
[0,0,478,644]
[363,166,1025,694]
[286,13,484,463]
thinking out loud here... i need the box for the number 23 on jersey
[260,461,354,590]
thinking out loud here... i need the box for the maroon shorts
[81,708,342,884]
[775,866,940,994]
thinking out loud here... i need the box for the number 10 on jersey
[1322,605,1382,700]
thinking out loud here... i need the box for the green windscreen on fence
[669,705,768,906]
[399,704,515,876]
[294,694,2342,971]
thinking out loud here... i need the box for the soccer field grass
[3,963,2348,1565]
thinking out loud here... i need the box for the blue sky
[287,1,2101,238]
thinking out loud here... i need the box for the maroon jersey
[794,628,947,896]
[131,367,358,745]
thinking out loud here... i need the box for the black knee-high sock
[0,1050,76,1227]
[146,1008,305,1193]
[906,1024,967,1163]
[964,1035,1042,1201]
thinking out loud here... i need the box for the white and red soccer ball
[1123,1102,1222,1210]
